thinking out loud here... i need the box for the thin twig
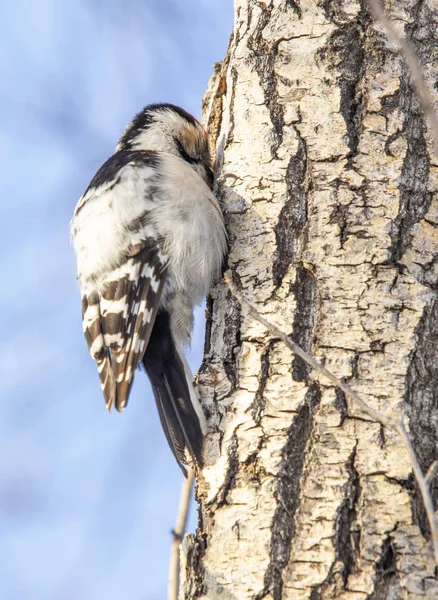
[367,0,438,158]
[224,271,438,565]
[168,468,195,600]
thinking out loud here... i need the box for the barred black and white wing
[81,243,166,411]
[72,150,167,411]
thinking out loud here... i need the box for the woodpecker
[71,103,227,475]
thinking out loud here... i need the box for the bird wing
[81,243,167,411]
[73,151,167,411]
[81,243,166,411]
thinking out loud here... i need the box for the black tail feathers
[142,311,206,476]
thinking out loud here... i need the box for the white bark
[181,1,438,598]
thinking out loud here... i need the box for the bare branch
[168,468,195,600]
[367,0,438,158]
[224,271,438,566]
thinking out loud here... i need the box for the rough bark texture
[180,1,438,598]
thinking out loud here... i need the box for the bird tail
[142,311,207,476]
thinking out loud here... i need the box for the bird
[71,103,227,475]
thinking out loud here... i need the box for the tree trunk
[181,1,438,598]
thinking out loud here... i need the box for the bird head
[116,103,213,187]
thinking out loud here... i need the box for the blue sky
[0,2,232,598]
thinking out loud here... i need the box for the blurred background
[0,1,232,598]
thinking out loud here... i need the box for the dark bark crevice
[273,135,308,287]
[318,10,370,166]
[214,434,239,509]
[388,74,433,265]
[336,446,361,585]
[405,296,438,539]
[328,188,350,249]
[247,1,284,158]
[291,266,317,382]
[252,340,277,424]
[221,291,242,395]
[334,388,349,425]
[310,446,361,598]
[203,295,214,358]
[255,383,321,600]
[367,535,401,600]
[225,65,238,147]
[387,1,436,267]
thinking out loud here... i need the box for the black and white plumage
[71,103,227,474]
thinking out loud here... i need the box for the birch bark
[181,1,438,598]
